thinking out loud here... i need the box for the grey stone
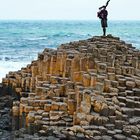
[130,126,139,135]
[109,116,116,123]
[123,126,132,136]
[119,103,126,107]
[117,96,126,103]
[131,135,138,140]
[126,99,135,108]
[93,136,102,140]
[105,124,115,130]
[0,131,3,136]
[82,125,99,131]
[133,88,140,96]
[108,106,116,116]
[47,136,59,140]
[114,129,122,134]
[135,101,140,108]
[134,108,140,116]
[122,107,134,117]
[118,87,126,92]
[93,130,101,136]
[98,126,107,135]
[31,138,41,140]
[107,130,116,136]
[122,115,129,122]
[115,120,125,129]
[125,90,134,96]
[76,132,85,138]
[113,134,126,140]
[102,135,113,140]
[100,106,109,117]
[129,117,140,125]
[126,138,135,140]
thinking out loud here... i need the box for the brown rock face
[2,35,140,139]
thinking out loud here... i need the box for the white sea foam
[0,60,29,83]
[26,36,48,41]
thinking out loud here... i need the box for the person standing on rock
[97,0,110,36]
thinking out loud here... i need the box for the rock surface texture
[2,35,140,139]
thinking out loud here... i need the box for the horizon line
[0,19,140,21]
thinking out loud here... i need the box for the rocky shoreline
[0,35,140,139]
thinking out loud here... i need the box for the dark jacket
[97,9,108,20]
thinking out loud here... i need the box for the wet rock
[114,129,122,134]
[102,135,112,140]
[105,124,115,130]
[67,125,85,134]
[129,117,140,125]
[93,136,102,140]
[113,134,127,140]
[131,135,138,140]
[126,81,136,89]
[130,126,139,135]
[98,126,107,135]
[122,107,134,117]
[123,125,139,137]
[107,130,116,136]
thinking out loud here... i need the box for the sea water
[0,20,140,82]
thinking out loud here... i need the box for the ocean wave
[51,33,89,38]
[0,40,6,43]
[0,55,36,62]
[26,36,48,41]
[0,60,29,82]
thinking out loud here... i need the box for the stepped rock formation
[2,35,140,140]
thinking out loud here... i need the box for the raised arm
[99,0,110,10]
[105,0,111,8]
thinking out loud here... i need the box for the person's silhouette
[97,0,110,36]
